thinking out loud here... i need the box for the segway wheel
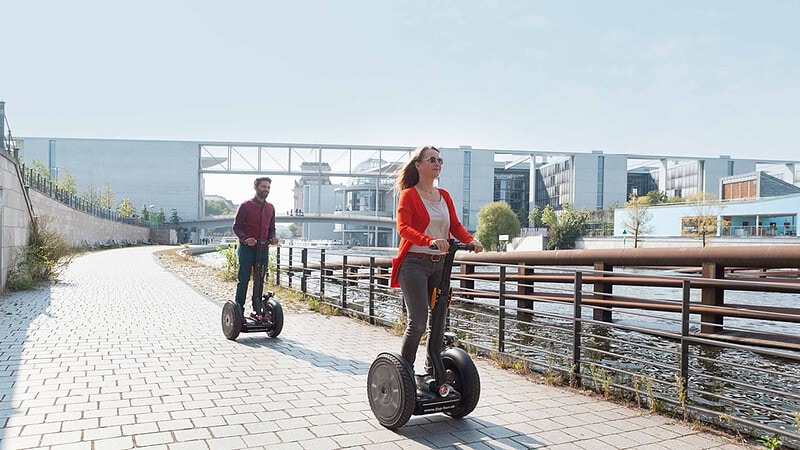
[367,352,415,429]
[442,348,481,418]
[222,301,243,341]
[266,298,283,338]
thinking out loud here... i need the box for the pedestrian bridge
[182,212,396,230]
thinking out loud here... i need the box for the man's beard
[257,191,268,199]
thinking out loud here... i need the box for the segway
[367,240,480,429]
[222,240,284,340]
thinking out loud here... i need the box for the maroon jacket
[232,197,276,243]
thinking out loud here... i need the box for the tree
[205,198,236,216]
[592,201,620,236]
[99,182,115,209]
[623,195,652,248]
[140,204,151,222]
[170,209,182,228]
[154,207,166,225]
[118,198,134,218]
[541,204,556,229]
[541,203,590,250]
[475,201,521,251]
[58,170,79,196]
[82,185,101,206]
[28,160,80,196]
[28,159,51,178]
[515,207,529,227]
[287,223,300,238]
[683,192,725,247]
[528,205,543,228]
[645,190,667,205]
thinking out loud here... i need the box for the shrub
[7,217,72,291]
[216,244,239,281]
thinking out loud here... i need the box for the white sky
[3,1,799,212]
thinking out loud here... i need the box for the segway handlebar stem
[427,239,474,389]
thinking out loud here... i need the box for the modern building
[18,137,201,221]
[17,137,800,245]
[720,171,800,201]
[614,169,800,238]
[614,191,799,238]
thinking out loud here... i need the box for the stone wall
[0,152,34,288]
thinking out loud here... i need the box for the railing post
[319,249,326,302]
[701,262,724,333]
[301,248,308,294]
[288,247,294,288]
[274,246,281,286]
[516,263,534,312]
[369,257,375,325]
[593,261,613,322]
[341,255,348,309]
[460,262,475,299]
[498,265,506,353]
[680,279,690,383]
[572,271,583,386]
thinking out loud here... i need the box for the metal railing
[20,166,155,227]
[272,245,800,447]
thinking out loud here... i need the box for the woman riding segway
[367,145,483,428]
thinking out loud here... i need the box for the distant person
[390,145,483,373]
[232,177,279,321]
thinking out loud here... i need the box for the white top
[409,196,450,254]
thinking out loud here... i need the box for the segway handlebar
[428,240,475,252]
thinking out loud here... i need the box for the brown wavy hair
[394,146,439,192]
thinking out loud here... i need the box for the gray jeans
[398,255,445,371]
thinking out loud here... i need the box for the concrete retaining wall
[28,189,150,247]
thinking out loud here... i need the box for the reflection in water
[448,298,800,434]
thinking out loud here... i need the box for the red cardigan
[390,187,474,288]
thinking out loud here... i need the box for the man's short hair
[254,177,272,186]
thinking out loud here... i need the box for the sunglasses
[421,156,444,165]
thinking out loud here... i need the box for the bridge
[182,212,396,230]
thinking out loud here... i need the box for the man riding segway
[221,176,283,340]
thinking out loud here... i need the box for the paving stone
[0,247,758,450]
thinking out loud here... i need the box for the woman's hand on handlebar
[470,239,484,253]
[430,238,449,252]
